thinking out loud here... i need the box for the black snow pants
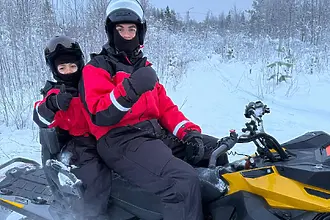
[60,135,112,219]
[97,119,228,220]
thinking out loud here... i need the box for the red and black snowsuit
[79,44,228,220]
[33,81,90,136]
[79,56,201,140]
[33,81,111,218]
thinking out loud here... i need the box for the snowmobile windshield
[106,0,144,23]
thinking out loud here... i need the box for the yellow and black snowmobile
[0,101,329,220]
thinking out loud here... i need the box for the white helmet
[105,0,147,46]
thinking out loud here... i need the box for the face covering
[113,28,140,56]
[53,54,83,87]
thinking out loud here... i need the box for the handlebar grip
[208,144,228,169]
[208,131,238,169]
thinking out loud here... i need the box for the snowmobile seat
[36,127,228,219]
[109,173,163,220]
[108,168,228,220]
[0,150,227,219]
[196,167,228,202]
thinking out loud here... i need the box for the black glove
[47,84,73,112]
[123,66,158,102]
[183,131,205,165]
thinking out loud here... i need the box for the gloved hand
[47,84,73,112]
[183,130,205,165]
[123,66,158,102]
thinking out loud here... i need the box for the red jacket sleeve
[79,63,134,126]
[157,83,201,140]
[33,89,59,128]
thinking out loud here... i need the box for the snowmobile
[0,101,329,220]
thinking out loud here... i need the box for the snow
[165,57,330,160]
[3,54,330,219]
[6,212,23,220]
[0,127,41,165]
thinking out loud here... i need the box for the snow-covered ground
[167,56,330,160]
[2,55,330,219]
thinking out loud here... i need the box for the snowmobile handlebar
[209,130,238,168]
[208,101,288,168]
[242,101,289,161]
[237,132,289,161]
[208,131,289,169]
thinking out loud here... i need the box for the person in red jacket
[79,0,228,219]
[33,36,111,219]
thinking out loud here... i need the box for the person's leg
[97,136,203,220]
[62,136,112,218]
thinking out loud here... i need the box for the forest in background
[0,0,329,129]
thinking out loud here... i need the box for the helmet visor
[106,0,144,23]
[45,38,81,55]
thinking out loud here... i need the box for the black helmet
[105,0,147,46]
[44,35,84,73]
[44,36,84,85]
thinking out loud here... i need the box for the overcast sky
[150,0,253,21]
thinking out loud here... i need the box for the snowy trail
[168,58,330,160]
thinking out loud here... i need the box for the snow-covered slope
[166,56,330,161]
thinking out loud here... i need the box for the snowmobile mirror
[244,101,270,120]
[242,101,270,136]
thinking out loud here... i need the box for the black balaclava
[52,54,83,88]
[113,27,140,57]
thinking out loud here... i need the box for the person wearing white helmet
[79,1,228,219]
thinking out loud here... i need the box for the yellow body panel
[0,198,24,209]
[222,166,330,212]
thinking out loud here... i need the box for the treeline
[152,0,330,45]
[0,0,329,128]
